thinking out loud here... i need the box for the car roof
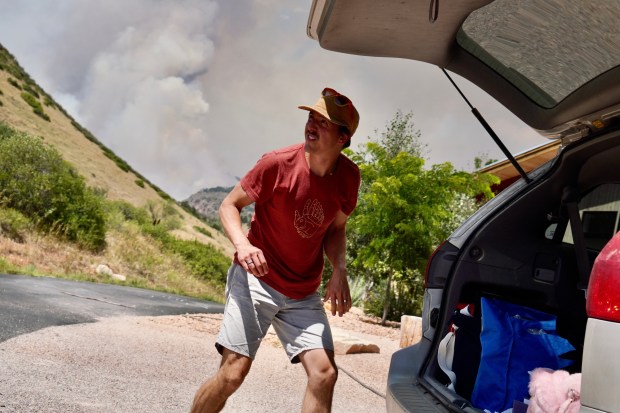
[307,0,620,139]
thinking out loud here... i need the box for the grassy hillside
[0,43,232,301]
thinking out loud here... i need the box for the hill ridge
[184,185,254,224]
[0,42,232,255]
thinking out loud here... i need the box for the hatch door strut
[442,69,532,184]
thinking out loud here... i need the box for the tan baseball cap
[299,87,360,136]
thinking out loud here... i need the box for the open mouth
[306,132,318,141]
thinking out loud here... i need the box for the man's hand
[323,268,352,317]
[237,244,268,277]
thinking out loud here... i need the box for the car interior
[422,126,620,408]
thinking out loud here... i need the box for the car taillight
[586,231,620,322]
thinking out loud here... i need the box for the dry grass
[0,232,93,277]
[0,222,225,303]
[104,222,224,300]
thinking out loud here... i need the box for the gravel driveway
[0,311,400,412]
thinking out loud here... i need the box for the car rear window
[457,0,620,109]
[563,183,620,251]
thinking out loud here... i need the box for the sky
[0,0,549,201]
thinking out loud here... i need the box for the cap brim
[298,105,348,128]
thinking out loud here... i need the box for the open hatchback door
[308,0,620,140]
[307,1,620,412]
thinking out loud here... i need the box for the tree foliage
[347,111,499,322]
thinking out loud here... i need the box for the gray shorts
[215,263,334,363]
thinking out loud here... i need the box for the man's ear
[339,131,350,145]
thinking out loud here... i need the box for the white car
[306,1,620,412]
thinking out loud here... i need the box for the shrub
[107,200,150,226]
[155,188,172,201]
[162,214,182,231]
[145,200,182,230]
[142,223,229,286]
[348,276,369,307]
[20,92,50,121]
[0,122,13,139]
[72,121,101,144]
[193,225,212,238]
[0,124,107,250]
[162,202,180,219]
[362,276,423,320]
[0,257,20,274]
[22,84,40,99]
[0,207,31,243]
[7,78,21,89]
[169,239,230,286]
[102,148,130,172]
[135,179,145,188]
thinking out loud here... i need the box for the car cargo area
[418,129,620,411]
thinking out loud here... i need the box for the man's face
[304,111,347,154]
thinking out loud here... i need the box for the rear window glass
[457,0,620,108]
[563,184,620,251]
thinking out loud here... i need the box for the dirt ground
[153,306,401,342]
[0,307,403,413]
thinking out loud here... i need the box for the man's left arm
[323,210,352,317]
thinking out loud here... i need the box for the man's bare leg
[298,348,338,413]
[190,349,253,413]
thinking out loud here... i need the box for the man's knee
[300,349,338,388]
[218,350,253,390]
[218,368,248,390]
[308,364,338,388]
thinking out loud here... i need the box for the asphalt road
[0,273,391,412]
[0,273,224,343]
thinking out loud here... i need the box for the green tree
[474,153,499,169]
[347,111,498,323]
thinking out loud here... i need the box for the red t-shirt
[239,143,360,299]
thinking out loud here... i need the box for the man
[190,87,361,413]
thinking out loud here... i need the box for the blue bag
[470,297,575,412]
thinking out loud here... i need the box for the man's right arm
[219,183,268,276]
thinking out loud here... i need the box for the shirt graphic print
[294,199,325,238]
